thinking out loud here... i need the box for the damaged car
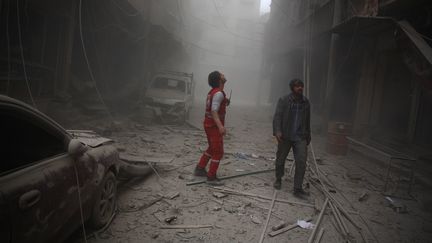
[0,95,120,243]
[143,71,194,123]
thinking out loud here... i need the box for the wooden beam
[186,168,274,186]
[308,198,329,243]
[160,225,213,229]
[258,190,277,243]
[213,187,314,208]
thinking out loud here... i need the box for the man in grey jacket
[272,78,311,198]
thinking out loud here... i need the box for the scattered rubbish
[213,192,228,199]
[251,215,262,224]
[358,192,369,202]
[224,206,238,214]
[249,163,255,166]
[235,169,245,172]
[385,196,408,213]
[251,153,259,158]
[164,216,177,224]
[234,152,248,160]
[297,220,315,229]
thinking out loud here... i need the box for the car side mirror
[68,139,88,159]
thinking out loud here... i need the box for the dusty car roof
[0,95,68,136]
[153,73,192,83]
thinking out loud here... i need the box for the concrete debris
[164,216,177,224]
[250,215,262,224]
[385,196,408,213]
[213,192,228,199]
[271,221,288,231]
[213,206,222,211]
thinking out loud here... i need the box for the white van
[143,71,194,123]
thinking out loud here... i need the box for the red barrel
[327,121,352,155]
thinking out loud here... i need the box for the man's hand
[275,132,283,143]
[226,98,230,106]
[219,126,226,136]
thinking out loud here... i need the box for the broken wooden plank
[268,217,313,237]
[308,198,329,243]
[186,168,275,186]
[213,187,314,208]
[329,200,348,239]
[258,190,277,243]
[160,224,213,229]
[315,228,325,243]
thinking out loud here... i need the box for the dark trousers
[275,139,307,190]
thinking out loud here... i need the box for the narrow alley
[1,0,432,243]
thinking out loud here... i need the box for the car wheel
[90,171,117,228]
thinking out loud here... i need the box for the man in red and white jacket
[194,71,229,185]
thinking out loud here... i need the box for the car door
[0,192,11,243]
[0,104,79,243]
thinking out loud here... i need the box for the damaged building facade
[264,0,432,159]
[0,0,190,124]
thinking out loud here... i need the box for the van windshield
[151,77,186,93]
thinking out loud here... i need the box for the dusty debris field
[76,106,432,243]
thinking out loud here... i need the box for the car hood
[146,88,186,105]
[67,130,113,148]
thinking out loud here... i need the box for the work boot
[194,166,207,177]
[206,176,224,186]
[273,178,282,190]
[293,188,310,199]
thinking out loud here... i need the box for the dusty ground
[72,105,432,243]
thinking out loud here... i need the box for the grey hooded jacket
[272,93,311,143]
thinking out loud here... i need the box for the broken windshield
[150,77,186,93]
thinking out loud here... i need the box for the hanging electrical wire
[172,0,257,58]
[17,0,36,108]
[211,0,229,29]
[177,0,264,44]
[78,0,114,121]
